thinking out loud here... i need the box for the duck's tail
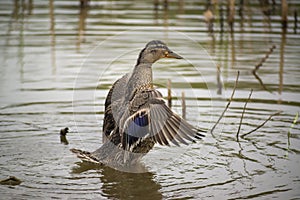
[70,148,103,165]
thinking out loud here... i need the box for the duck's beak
[166,51,183,59]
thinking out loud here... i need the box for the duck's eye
[151,49,157,53]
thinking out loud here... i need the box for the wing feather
[120,89,204,152]
[166,115,192,144]
[170,115,196,140]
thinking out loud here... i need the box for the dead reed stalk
[210,71,240,133]
[236,89,253,141]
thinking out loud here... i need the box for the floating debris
[0,176,22,186]
[60,127,69,145]
[60,127,69,136]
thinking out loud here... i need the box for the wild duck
[71,40,204,167]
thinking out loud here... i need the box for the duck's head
[136,40,183,65]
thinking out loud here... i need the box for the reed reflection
[238,0,245,53]
[49,0,56,74]
[152,0,169,39]
[279,26,287,96]
[163,0,169,41]
[178,0,184,14]
[77,3,89,51]
[18,0,25,82]
[230,28,236,68]
[153,0,159,25]
[7,0,34,81]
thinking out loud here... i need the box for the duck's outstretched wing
[148,99,204,145]
[121,89,205,151]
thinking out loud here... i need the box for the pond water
[0,0,300,199]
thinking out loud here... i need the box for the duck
[71,40,205,167]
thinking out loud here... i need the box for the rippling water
[0,0,300,199]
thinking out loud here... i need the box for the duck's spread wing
[149,100,204,145]
[121,89,204,150]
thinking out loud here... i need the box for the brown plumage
[71,40,205,167]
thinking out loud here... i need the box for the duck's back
[102,73,129,142]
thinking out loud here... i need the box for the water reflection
[60,135,69,145]
[153,0,159,25]
[77,3,89,51]
[230,28,236,68]
[178,0,184,14]
[0,0,300,199]
[153,0,169,40]
[294,10,298,34]
[72,162,162,199]
[100,166,162,200]
[279,26,287,96]
[6,0,34,82]
[50,0,56,74]
[80,0,90,8]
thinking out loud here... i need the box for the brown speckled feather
[121,89,202,150]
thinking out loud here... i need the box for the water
[0,0,300,199]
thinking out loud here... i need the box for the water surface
[0,0,300,199]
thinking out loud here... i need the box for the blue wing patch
[124,111,150,149]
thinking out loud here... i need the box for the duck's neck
[133,63,153,83]
[125,63,153,100]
